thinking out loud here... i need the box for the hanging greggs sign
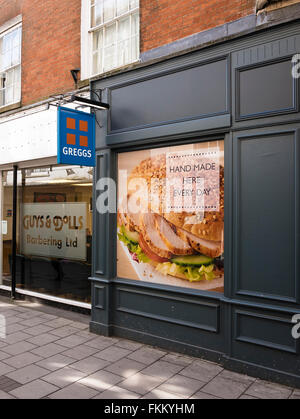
[57,107,95,167]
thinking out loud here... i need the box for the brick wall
[140,0,256,52]
[21,0,81,105]
[0,0,80,106]
[0,0,23,27]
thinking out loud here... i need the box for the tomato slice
[139,235,170,263]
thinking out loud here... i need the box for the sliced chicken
[140,213,172,259]
[176,228,223,258]
[154,214,194,255]
[126,193,143,232]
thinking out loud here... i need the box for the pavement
[0,296,299,400]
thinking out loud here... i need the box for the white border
[0,285,91,309]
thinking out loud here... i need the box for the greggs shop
[90,20,300,388]
[0,104,93,307]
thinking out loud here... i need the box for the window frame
[81,0,140,80]
[0,21,22,109]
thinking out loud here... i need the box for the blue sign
[57,107,95,167]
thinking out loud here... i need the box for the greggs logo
[62,116,92,158]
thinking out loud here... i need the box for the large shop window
[117,140,224,293]
[1,165,93,303]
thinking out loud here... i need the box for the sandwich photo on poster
[117,140,224,293]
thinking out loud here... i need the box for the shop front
[90,20,300,387]
[0,105,93,307]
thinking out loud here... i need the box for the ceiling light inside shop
[72,183,93,186]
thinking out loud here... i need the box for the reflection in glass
[1,165,93,303]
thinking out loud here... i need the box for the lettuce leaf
[156,262,216,282]
[118,227,150,263]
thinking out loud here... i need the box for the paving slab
[290,390,300,399]
[48,382,99,399]
[42,366,88,388]
[6,365,50,385]
[118,372,165,395]
[62,344,99,361]
[156,374,205,398]
[23,325,55,337]
[78,370,123,392]
[0,361,16,375]
[94,346,132,362]
[180,359,223,383]
[9,379,59,399]
[0,375,22,392]
[0,390,15,399]
[31,343,67,358]
[2,352,43,369]
[55,335,93,349]
[26,333,59,347]
[49,326,82,338]
[200,375,251,399]
[127,347,166,365]
[104,358,146,378]
[245,380,293,400]
[1,341,37,356]
[114,340,144,351]
[70,356,110,374]
[93,385,140,399]
[35,354,77,372]
[142,388,185,399]
[142,360,184,380]
[0,351,10,361]
[0,331,33,345]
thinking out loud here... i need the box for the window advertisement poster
[21,203,87,261]
[117,140,224,293]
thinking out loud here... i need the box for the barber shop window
[1,165,93,303]
[117,140,225,294]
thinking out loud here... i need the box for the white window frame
[0,15,22,109]
[81,1,139,80]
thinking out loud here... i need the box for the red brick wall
[0,0,23,27]
[0,0,80,106]
[21,0,81,105]
[140,0,256,52]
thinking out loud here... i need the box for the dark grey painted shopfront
[90,20,300,387]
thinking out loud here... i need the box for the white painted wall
[0,105,57,165]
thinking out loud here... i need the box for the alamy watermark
[291,314,300,340]
[292,54,300,79]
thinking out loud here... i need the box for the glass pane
[119,16,130,41]
[103,0,115,23]
[104,23,116,70]
[5,86,13,104]
[0,89,4,106]
[118,17,130,66]
[118,39,129,66]
[13,66,21,102]
[129,0,138,9]
[91,0,103,27]
[117,0,129,16]
[2,166,93,303]
[131,35,139,62]
[104,23,116,46]
[117,141,225,294]
[93,30,103,74]
[131,11,139,37]
[5,69,13,87]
